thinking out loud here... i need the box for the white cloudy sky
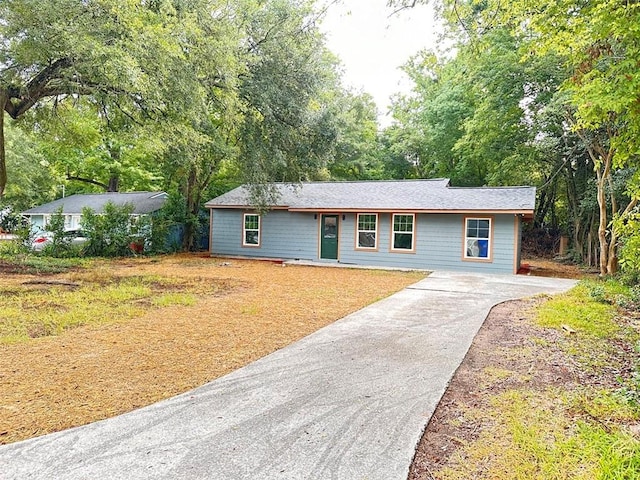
[319,1,442,126]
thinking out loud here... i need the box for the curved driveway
[0,271,576,480]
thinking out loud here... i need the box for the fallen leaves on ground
[0,254,424,445]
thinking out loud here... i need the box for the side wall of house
[211,209,318,260]
[210,209,519,273]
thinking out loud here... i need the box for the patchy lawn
[0,254,425,445]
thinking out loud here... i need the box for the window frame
[463,216,493,262]
[390,213,416,253]
[355,213,378,251]
[242,213,261,247]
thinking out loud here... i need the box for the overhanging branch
[66,173,109,191]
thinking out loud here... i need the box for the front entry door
[320,215,339,260]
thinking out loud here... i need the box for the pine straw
[0,254,424,445]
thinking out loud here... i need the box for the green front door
[320,214,339,260]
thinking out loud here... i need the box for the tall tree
[159,0,347,247]
[325,91,381,180]
[534,0,640,275]
[0,0,230,198]
[238,0,340,182]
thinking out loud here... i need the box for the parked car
[31,229,88,252]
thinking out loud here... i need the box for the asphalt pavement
[0,271,577,480]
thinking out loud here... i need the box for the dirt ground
[0,254,423,445]
[408,259,604,479]
[519,257,595,279]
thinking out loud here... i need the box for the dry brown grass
[0,254,425,444]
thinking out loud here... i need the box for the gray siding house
[205,179,535,274]
[23,192,168,231]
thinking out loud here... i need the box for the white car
[31,229,88,252]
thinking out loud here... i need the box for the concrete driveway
[0,271,576,480]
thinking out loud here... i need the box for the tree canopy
[388,0,640,276]
[0,0,380,247]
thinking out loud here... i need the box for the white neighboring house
[22,191,169,232]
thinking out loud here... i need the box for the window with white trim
[243,213,260,246]
[464,218,491,259]
[392,214,415,251]
[356,213,377,249]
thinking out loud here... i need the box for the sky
[319,1,443,126]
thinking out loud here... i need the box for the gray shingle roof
[205,180,536,214]
[22,192,168,215]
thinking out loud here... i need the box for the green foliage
[537,282,619,339]
[326,92,383,180]
[39,207,75,258]
[28,101,165,194]
[388,27,565,189]
[1,0,385,252]
[81,202,135,257]
[0,204,26,232]
[237,1,341,187]
[0,0,216,195]
[0,239,27,257]
[615,209,640,284]
[1,121,61,209]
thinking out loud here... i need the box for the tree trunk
[182,168,198,251]
[0,94,7,199]
[535,189,550,228]
[565,163,582,260]
[573,218,582,259]
[606,174,619,274]
[107,175,120,192]
[582,135,613,276]
[596,165,609,276]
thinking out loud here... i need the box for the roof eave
[207,205,535,216]
[205,204,290,210]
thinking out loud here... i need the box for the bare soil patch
[521,257,595,279]
[0,254,424,445]
[409,298,580,478]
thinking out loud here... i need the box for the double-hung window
[392,214,415,251]
[243,213,261,247]
[356,213,378,250]
[464,217,491,259]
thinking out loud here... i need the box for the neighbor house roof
[22,192,169,216]
[205,179,536,217]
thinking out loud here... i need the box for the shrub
[615,209,640,285]
[41,207,77,257]
[82,202,135,257]
[0,205,25,233]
